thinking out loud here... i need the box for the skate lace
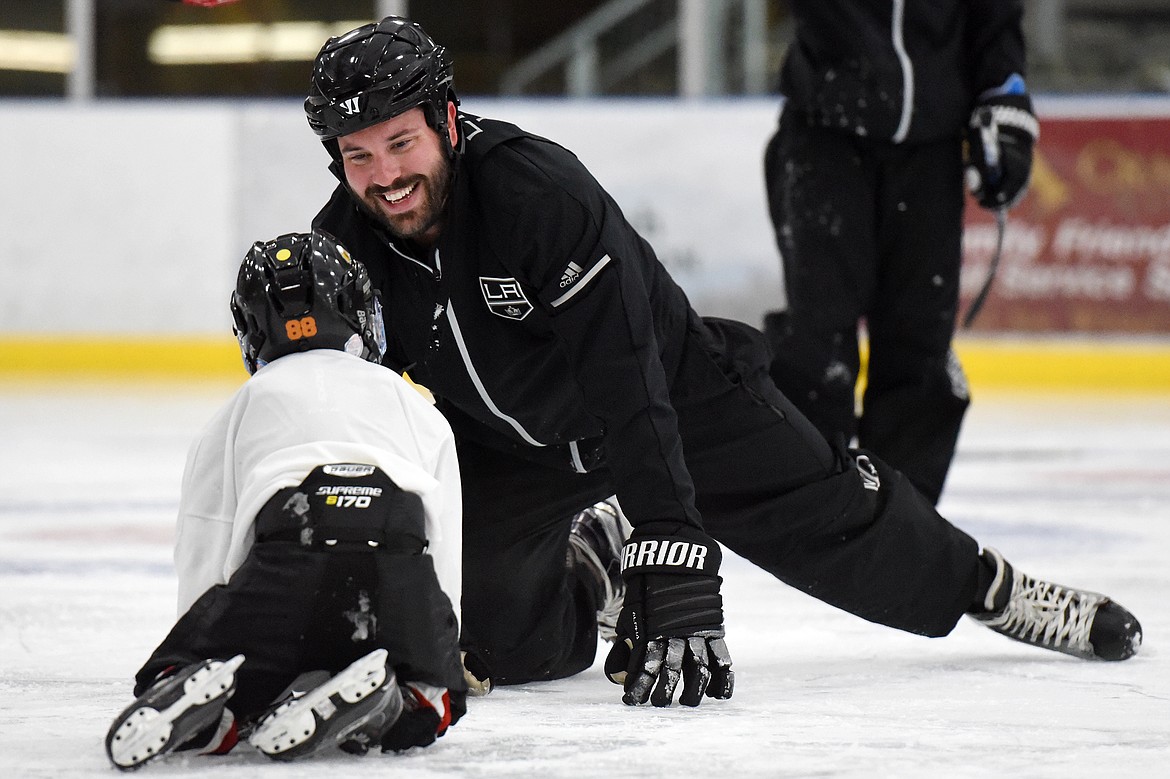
[569,501,627,641]
[596,575,624,639]
[988,571,1101,652]
[568,531,624,637]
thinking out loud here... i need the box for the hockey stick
[963,107,1007,329]
[962,206,1006,329]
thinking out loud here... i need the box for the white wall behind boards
[0,98,784,337]
[0,100,337,335]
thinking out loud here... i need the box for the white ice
[1,382,1168,778]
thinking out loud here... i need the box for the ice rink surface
[1,381,1168,778]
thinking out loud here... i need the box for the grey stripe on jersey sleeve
[550,254,612,308]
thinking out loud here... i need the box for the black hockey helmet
[230,230,386,375]
[305,16,458,157]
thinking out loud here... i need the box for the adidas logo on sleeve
[559,261,583,287]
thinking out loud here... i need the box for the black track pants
[763,111,970,503]
[136,545,463,722]
[456,321,981,685]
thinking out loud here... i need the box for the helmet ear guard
[230,293,266,374]
[305,16,459,160]
[231,230,386,375]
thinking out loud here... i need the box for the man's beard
[356,155,454,242]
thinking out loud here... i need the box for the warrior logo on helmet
[337,96,364,116]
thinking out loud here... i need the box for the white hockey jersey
[172,349,462,618]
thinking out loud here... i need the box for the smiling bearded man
[339,107,455,244]
[305,16,1142,713]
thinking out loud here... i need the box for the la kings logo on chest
[479,276,532,320]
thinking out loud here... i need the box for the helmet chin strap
[367,294,388,363]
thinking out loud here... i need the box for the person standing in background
[762,0,1038,504]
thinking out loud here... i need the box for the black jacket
[314,114,705,529]
[779,0,1026,143]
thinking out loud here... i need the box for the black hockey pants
[136,467,465,723]
[456,318,981,685]
[763,110,971,504]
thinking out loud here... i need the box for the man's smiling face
[338,102,458,246]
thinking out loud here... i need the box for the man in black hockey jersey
[305,16,1141,709]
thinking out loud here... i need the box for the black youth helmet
[305,16,458,155]
[230,230,386,375]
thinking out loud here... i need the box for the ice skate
[568,499,630,641]
[248,648,403,761]
[970,548,1141,661]
[106,654,245,771]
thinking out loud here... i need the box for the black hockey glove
[604,522,734,707]
[380,683,464,753]
[964,92,1039,210]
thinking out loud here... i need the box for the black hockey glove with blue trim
[604,522,734,707]
[964,92,1039,211]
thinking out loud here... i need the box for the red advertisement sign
[962,115,1170,333]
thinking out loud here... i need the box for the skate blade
[107,654,245,770]
[248,648,391,760]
